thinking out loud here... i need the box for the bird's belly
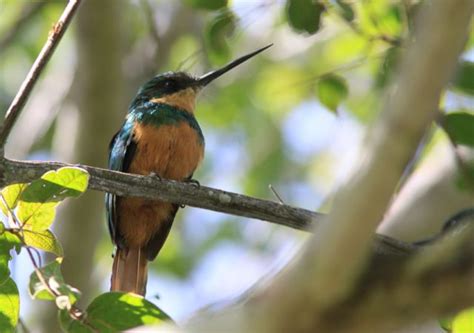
[117,121,204,248]
[129,122,204,180]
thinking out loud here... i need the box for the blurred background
[1,0,473,331]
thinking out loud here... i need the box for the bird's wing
[105,118,137,247]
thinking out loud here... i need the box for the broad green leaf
[316,74,349,113]
[443,112,474,147]
[60,292,170,333]
[29,258,80,309]
[23,229,63,256]
[0,183,26,216]
[453,307,474,333]
[286,0,324,34]
[335,0,354,22]
[204,10,236,65]
[452,61,474,95]
[0,231,20,284]
[184,0,227,10]
[0,278,19,332]
[16,201,57,231]
[21,167,89,203]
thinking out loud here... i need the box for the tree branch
[2,158,419,257]
[0,0,82,149]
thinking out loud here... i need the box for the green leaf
[60,292,170,332]
[20,167,89,203]
[452,61,474,95]
[204,10,236,65]
[453,307,474,333]
[0,231,20,284]
[286,0,324,34]
[439,316,453,331]
[316,74,349,113]
[0,183,26,216]
[443,112,474,147]
[184,0,227,10]
[0,278,19,332]
[23,229,63,256]
[335,0,354,22]
[29,258,80,309]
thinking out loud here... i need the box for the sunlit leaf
[453,307,474,333]
[286,0,324,34]
[60,292,170,332]
[0,278,19,332]
[0,231,20,284]
[316,74,349,113]
[16,201,57,231]
[204,10,236,65]
[184,0,227,10]
[452,61,474,95]
[0,183,26,216]
[442,112,474,147]
[22,229,63,256]
[21,167,89,203]
[29,258,80,309]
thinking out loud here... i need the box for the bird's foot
[148,172,162,181]
[185,178,200,188]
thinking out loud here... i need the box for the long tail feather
[111,247,148,296]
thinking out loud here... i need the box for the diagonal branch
[0,0,82,150]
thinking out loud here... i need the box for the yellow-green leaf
[22,229,63,256]
[0,231,20,284]
[0,183,26,216]
[0,278,19,332]
[16,201,57,231]
[453,307,474,333]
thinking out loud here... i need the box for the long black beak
[196,44,272,87]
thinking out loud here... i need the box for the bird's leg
[184,178,200,188]
[148,171,162,181]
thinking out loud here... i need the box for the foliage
[0,167,170,331]
[1,0,474,331]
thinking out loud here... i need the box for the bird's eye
[164,79,176,90]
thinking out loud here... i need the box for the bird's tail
[111,247,148,296]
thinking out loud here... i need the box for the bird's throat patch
[150,88,197,113]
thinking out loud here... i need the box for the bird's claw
[149,172,162,181]
[185,178,200,188]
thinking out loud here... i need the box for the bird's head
[133,44,272,113]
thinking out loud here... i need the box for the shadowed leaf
[205,10,236,65]
[452,61,474,95]
[185,0,227,10]
[286,0,324,34]
[29,258,80,309]
[443,112,474,147]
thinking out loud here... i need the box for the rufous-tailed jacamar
[106,45,271,295]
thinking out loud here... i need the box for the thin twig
[0,0,82,150]
[268,184,285,204]
[0,193,97,331]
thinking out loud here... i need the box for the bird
[105,44,272,296]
